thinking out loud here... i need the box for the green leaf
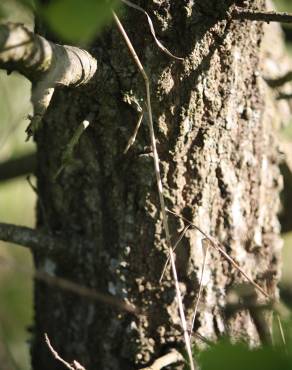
[199,341,292,370]
[43,0,119,44]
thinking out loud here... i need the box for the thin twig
[124,111,143,154]
[45,333,86,370]
[189,239,209,340]
[139,350,184,370]
[191,332,213,346]
[159,225,190,282]
[277,92,292,100]
[232,6,292,24]
[26,174,50,228]
[120,0,183,61]
[166,208,270,300]
[0,255,138,315]
[36,270,138,315]
[112,12,196,370]
[0,222,67,254]
[54,113,94,180]
[276,314,287,347]
[0,222,96,259]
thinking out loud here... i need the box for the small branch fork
[166,208,270,299]
[0,23,97,138]
[45,333,86,370]
[166,210,287,345]
[0,23,97,86]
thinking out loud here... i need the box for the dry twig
[124,111,143,154]
[120,0,183,61]
[166,208,269,299]
[54,113,94,180]
[45,333,86,370]
[0,255,138,315]
[112,11,196,370]
[36,270,138,314]
[166,209,289,346]
[189,239,210,340]
[159,225,190,282]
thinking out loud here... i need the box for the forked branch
[0,23,97,86]
[0,23,97,138]
[0,222,93,258]
[45,333,86,370]
[0,222,65,254]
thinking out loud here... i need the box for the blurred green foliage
[43,0,120,43]
[197,340,292,370]
[275,0,292,13]
[0,0,120,44]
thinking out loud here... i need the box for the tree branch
[0,222,95,261]
[0,254,139,315]
[0,22,97,85]
[265,71,292,88]
[0,152,36,182]
[37,271,138,315]
[0,23,98,138]
[232,7,292,24]
[0,222,68,254]
[139,350,184,370]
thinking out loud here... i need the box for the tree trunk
[32,1,283,369]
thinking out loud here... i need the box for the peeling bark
[27,1,289,369]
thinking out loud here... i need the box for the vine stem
[112,11,196,370]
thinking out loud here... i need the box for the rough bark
[31,1,286,369]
